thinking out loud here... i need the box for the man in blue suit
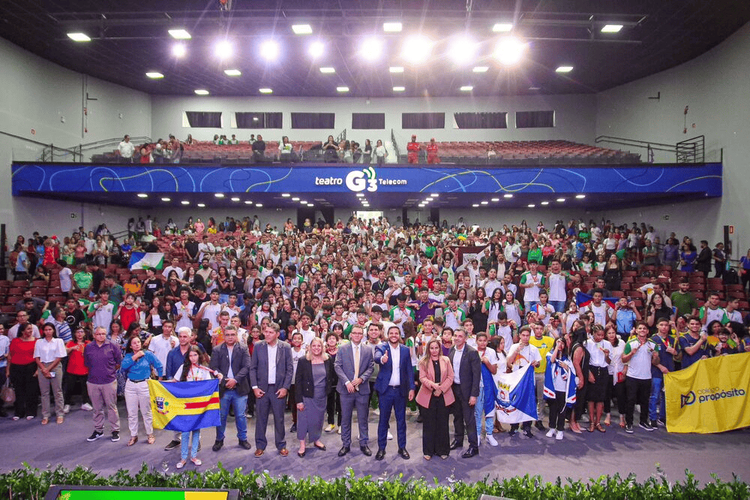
[374,325,415,460]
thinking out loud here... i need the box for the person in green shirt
[73,264,93,296]
[527,241,543,265]
[669,277,699,318]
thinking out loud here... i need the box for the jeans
[474,385,494,437]
[181,430,200,460]
[648,377,665,421]
[549,301,566,313]
[216,390,248,441]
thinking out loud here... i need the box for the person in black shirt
[64,297,87,330]
[90,264,106,296]
[185,235,199,263]
[252,135,266,162]
[143,268,163,302]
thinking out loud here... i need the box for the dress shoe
[165,439,181,451]
[314,442,326,451]
[297,449,306,458]
[279,448,289,457]
[397,448,410,460]
[534,421,546,432]
[360,445,372,456]
[290,423,297,433]
[254,448,265,457]
[375,449,386,461]
[523,430,534,439]
[461,447,479,458]
[212,440,224,452]
[338,446,350,457]
[508,429,517,437]
[449,440,462,450]
[238,440,252,450]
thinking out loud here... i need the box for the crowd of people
[2,215,749,469]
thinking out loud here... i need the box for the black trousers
[547,392,568,431]
[421,395,450,456]
[604,374,627,414]
[64,373,90,405]
[625,377,651,426]
[452,383,478,448]
[10,363,38,418]
[326,389,341,426]
[288,384,297,424]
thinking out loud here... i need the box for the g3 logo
[345,167,377,192]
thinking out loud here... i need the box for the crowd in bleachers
[1,215,747,466]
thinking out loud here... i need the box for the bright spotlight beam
[260,40,280,60]
[494,36,527,66]
[401,35,433,65]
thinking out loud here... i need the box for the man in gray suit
[448,328,482,458]
[334,324,375,457]
[209,325,252,451]
[249,322,294,457]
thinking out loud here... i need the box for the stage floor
[1,404,748,485]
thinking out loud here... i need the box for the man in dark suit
[449,328,482,458]
[209,325,252,451]
[373,325,415,460]
[334,324,375,457]
[249,322,294,457]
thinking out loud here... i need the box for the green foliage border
[1,463,748,499]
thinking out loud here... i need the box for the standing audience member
[448,328,482,457]
[34,322,67,425]
[621,322,659,434]
[120,336,163,446]
[416,339,454,460]
[8,323,38,420]
[294,337,336,457]
[65,326,92,411]
[84,326,123,442]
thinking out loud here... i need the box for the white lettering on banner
[314,167,408,192]
[345,170,377,192]
[314,177,343,186]
[378,179,407,186]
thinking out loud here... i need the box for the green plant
[0,463,746,500]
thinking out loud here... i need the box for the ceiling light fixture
[67,33,91,42]
[137,193,148,198]
[224,69,242,76]
[259,88,273,94]
[448,37,478,65]
[504,193,513,198]
[472,203,479,207]
[336,86,350,92]
[460,85,474,91]
[481,201,489,205]
[356,193,364,198]
[393,86,405,92]
[197,203,206,208]
[541,201,549,205]
[215,40,233,59]
[172,43,186,57]
[360,37,383,59]
[260,40,279,60]
[528,204,536,208]
[181,200,190,205]
[494,36,527,66]
[308,41,325,58]
[215,193,225,198]
[231,197,240,202]
[194,89,209,95]
[161,197,171,202]
[168,29,191,40]
[281,193,291,197]
[383,22,402,32]
[319,67,335,73]
[291,24,313,35]
[244,200,253,205]
[556,66,574,73]
[601,24,623,33]
[473,66,489,73]
[389,66,404,73]
[255,203,263,207]
[576,194,586,199]
[402,35,433,64]
[491,198,500,202]
[292,197,300,201]
[146,72,164,79]
[556,198,565,202]
[492,23,513,32]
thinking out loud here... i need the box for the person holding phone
[34,322,67,425]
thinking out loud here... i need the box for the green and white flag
[129,252,165,270]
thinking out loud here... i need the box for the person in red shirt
[65,326,92,411]
[426,138,440,164]
[8,323,38,420]
[407,135,420,164]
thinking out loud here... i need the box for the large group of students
[2,215,749,469]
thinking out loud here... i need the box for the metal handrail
[0,130,84,161]
[595,134,705,163]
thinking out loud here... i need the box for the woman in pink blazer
[416,339,455,461]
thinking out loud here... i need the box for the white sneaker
[373,408,380,416]
[337,426,341,435]
[324,424,336,433]
[63,405,70,414]
[546,429,556,438]
[387,432,393,440]
[556,430,564,441]
[487,434,499,447]
[81,403,93,411]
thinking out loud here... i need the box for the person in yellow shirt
[529,321,555,431]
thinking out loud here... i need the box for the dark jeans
[10,363,38,418]
[625,377,651,426]
[64,373,90,405]
[421,394,450,456]
[604,374,626,415]
[547,392,568,431]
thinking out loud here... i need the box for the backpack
[724,268,739,285]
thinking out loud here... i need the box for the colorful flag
[575,291,618,309]
[148,379,221,432]
[493,363,539,424]
[129,252,165,270]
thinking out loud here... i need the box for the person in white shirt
[59,263,74,296]
[506,327,542,437]
[148,320,178,377]
[584,325,612,433]
[162,258,185,281]
[8,311,41,339]
[545,259,569,313]
[118,135,135,163]
[621,322,659,433]
[582,289,613,328]
[173,289,196,331]
[34,322,68,424]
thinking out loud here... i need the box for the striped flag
[129,252,165,270]
[148,379,221,432]
[493,363,539,424]
[575,291,618,309]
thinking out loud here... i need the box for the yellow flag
[665,352,750,434]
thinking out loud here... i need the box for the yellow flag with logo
[665,352,750,433]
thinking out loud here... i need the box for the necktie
[353,344,360,380]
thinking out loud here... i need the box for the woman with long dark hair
[34,322,67,425]
[8,323,38,420]
[544,332,575,440]
[569,324,589,434]
[603,326,627,428]
[120,335,163,446]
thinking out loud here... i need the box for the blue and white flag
[128,252,164,270]
[494,363,539,424]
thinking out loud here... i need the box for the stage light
[172,43,186,57]
[292,24,313,35]
[504,193,513,198]
[389,66,404,73]
[473,66,489,73]
[492,23,513,33]
[556,66,573,73]
[137,193,148,198]
[319,67,335,73]
[308,41,325,58]
[161,197,171,202]
[168,29,191,40]
[255,203,263,207]
[336,86,350,92]
[197,203,206,208]
[194,89,209,95]
[393,86,405,92]
[224,69,242,76]
[576,194,586,199]
[448,37,478,65]
[460,85,473,91]
[402,35,432,64]
[556,198,565,202]
[259,88,273,94]
[383,22,402,32]
[360,37,383,59]
[292,197,300,201]
[215,40,233,59]
[260,40,279,60]
[494,36,526,66]
[601,24,623,33]
[146,72,164,79]
[181,200,190,205]
[67,33,91,42]
[431,193,439,197]
[215,193,225,198]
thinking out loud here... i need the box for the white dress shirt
[452,346,464,384]
[33,337,67,363]
[267,342,279,384]
[387,344,401,386]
